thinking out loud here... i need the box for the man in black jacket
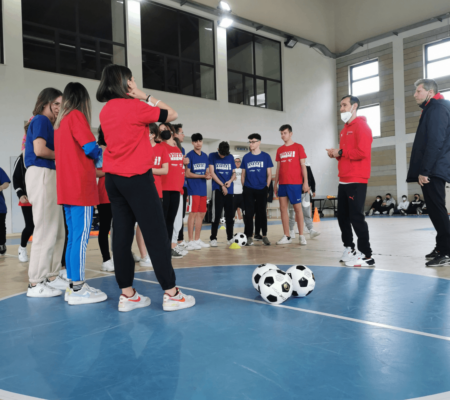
[407,79,450,267]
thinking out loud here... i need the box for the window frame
[140,2,217,100]
[349,58,379,97]
[424,38,450,79]
[226,27,283,111]
[0,0,3,64]
[358,103,381,138]
[21,0,127,79]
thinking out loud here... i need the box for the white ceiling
[195,0,450,53]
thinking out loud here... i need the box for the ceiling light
[219,17,233,28]
[284,38,298,48]
[219,1,231,12]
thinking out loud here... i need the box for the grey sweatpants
[289,192,313,231]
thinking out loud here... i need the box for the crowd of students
[0,63,320,311]
[367,193,427,216]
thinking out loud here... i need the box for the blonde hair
[55,82,92,129]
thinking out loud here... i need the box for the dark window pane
[255,36,281,80]
[99,42,113,76]
[167,58,180,93]
[78,0,113,41]
[228,71,243,104]
[227,28,253,74]
[59,33,77,76]
[142,53,165,91]
[181,62,194,96]
[180,14,214,65]
[80,38,97,79]
[244,76,254,106]
[195,65,215,100]
[267,81,282,111]
[22,0,75,32]
[255,79,266,107]
[141,3,179,56]
[23,25,56,73]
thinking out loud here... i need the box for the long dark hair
[25,88,62,133]
[97,126,106,146]
[96,64,133,102]
[55,82,92,129]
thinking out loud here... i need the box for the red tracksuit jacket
[337,116,373,184]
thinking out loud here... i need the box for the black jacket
[307,166,316,193]
[12,154,27,199]
[407,97,450,183]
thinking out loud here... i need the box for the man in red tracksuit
[326,95,375,267]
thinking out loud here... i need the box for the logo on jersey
[247,161,264,169]
[215,163,231,170]
[279,151,295,159]
[193,163,206,171]
[154,156,161,166]
[169,153,184,161]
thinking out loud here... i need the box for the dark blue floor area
[1,266,450,400]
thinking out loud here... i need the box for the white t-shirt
[234,168,243,194]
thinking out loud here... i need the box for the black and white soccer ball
[258,269,293,305]
[252,263,279,292]
[220,217,225,224]
[286,265,316,297]
[233,233,247,246]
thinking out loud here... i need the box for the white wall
[0,0,338,234]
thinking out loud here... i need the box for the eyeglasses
[248,140,260,144]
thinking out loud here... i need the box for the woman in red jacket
[96,64,195,312]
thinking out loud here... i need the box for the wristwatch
[338,149,343,157]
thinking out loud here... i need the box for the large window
[21,0,126,79]
[443,89,450,100]
[141,2,216,100]
[359,104,381,138]
[350,59,379,97]
[425,38,450,80]
[227,28,282,111]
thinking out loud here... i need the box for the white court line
[83,269,450,343]
[0,389,45,400]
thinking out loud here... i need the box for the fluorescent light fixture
[219,1,231,12]
[204,28,213,31]
[284,38,297,48]
[219,17,233,28]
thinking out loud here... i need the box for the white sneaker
[64,287,72,302]
[174,245,188,256]
[310,229,321,239]
[236,219,243,224]
[59,269,68,280]
[345,256,375,267]
[171,248,183,259]
[118,290,151,312]
[289,230,296,239]
[304,227,310,234]
[18,246,29,262]
[195,239,210,248]
[27,282,62,298]
[299,235,307,245]
[382,211,388,215]
[101,259,115,271]
[46,276,70,291]
[295,226,299,234]
[210,239,218,247]
[276,235,292,245]
[132,252,140,262]
[227,239,234,245]
[374,211,380,215]
[340,247,355,262]
[186,241,201,250]
[389,208,394,216]
[369,209,374,216]
[139,255,152,267]
[177,241,188,249]
[163,288,195,311]
[68,283,107,305]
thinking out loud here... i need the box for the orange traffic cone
[313,207,320,222]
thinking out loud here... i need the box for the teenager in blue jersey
[241,133,273,246]
[185,133,211,250]
[209,141,236,247]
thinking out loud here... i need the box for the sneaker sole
[27,291,62,298]
[276,242,292,245]
[118,297,151,312]
[172,255,183,259]
[139,263,152,267]
[426,262,450,267]
[163,299,196,311]
[101,267,115,271]
[68,294,108,305]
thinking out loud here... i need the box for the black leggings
[163,191,180,242]
[177,190,188,241]
[210,190,234,241]
[105,170,175,290]
[0,213,5,246]
[20,206,34,247]
[97,203,112,262]
[243,186,268,237]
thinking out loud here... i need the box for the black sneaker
[262,237,271,246]
[0,244,6,255]
[245,237,254,246]
[426,255,450,267]
[254,235,263,241]
[425,248,440,260]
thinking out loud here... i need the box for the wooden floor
[1,216,448,299]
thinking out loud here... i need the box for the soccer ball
[220,217,225,224]
[233,233,247,246]
[252,263,280,292]
[286,265,316,297]
[258,269,293,304]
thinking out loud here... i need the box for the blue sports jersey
[209,152,236,195]
[186,150,209,196]
[0,167,11,214]
[241,151,273,190]
[24,115,56,170]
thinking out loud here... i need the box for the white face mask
[402,197,407,201]
[376,198,381,202]
[341,104,354,124]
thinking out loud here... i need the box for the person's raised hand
[127,79,147,101]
